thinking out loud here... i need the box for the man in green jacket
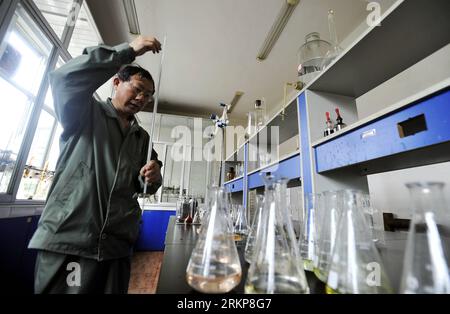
[28,36,163,293]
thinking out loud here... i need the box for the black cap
[255,99,262,107]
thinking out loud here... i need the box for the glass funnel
[186,186,242,293]
[297,32,331,86]
[299,193,321,271]
[400,182,450,294]
[244,194,265,264]
[321,9,344,70]
[314,190,341,283]
[245,175,309,294]
[326,190,392,294]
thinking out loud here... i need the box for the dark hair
[117,65,154,85]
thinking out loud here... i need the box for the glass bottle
[176,196,185,223]
[245,175,309,293]
[184,196,194,224]
[324,112,335,137]
[314,190,341,283]
[400,182,450,294]
[333,108,346,132]
[297,32,331,86]
[186,186,242,293]
[254,99,266,131]
[244,195,264,264]
[326,189,392,294]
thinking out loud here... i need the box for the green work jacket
[29,43,162,260]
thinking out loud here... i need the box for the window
[0,3,53,195]
[17,58,64,200]
[33,0,74,39]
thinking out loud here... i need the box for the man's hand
[129,36,162,57]
[140,160,162,184]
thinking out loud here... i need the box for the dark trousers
[34,250,131,294]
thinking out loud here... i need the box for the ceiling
[85,0,378,123]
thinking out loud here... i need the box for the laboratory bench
[156,216,409,294]
[156,216,325,294]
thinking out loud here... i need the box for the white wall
[356,43,450,219]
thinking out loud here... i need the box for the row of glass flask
[185,175,450,294]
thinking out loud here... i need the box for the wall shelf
[308,0,450,98]
[314,86,450,174]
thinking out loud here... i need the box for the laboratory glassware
[245,175,309,294]
[244,195,265,263]
[324,112,335,137]
[314,190,341,283]
[326,189,392,294]
[299,193,321,271]
[234,204,249,242]
[333,108,346,132]
[186,186,242,293]
[400,182,450,294]
[297,32,331,86]
[321,9,344,70]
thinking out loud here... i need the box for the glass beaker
[314,190,341,283]
[297,32,331,86]
[244,195,265,264]
[360,193,385,244]
[326,189,392,294]
[245,175,309,294]
[299,193,321,271]
[186,186,242,293]
[400,182,450,294]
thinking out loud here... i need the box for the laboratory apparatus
[245,175,309,294]
[244,195,265,264]
[186,186,242,293]
[400,182,450,294]
[297,32,331,86]
[326,190,392,294]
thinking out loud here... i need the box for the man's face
[113,74,154,116]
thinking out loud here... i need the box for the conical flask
[400,182,450,294]
[326,189,392,294]
[314,190,341,283]
[234,204,249,242]
[186,186,242,293]
[245,175,309,293]
[244,195,265,264]
[299,193,321,271]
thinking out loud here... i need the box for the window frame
[0,0,81,205]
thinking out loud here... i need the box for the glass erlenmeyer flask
[245,195,264,263]
[234,204,249,242]
[245,175,309,293]
[314,190,341,283]
[326,189,392,294]
[400,182,450,294]
[299,193,321,271]
[186,186,242,293]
